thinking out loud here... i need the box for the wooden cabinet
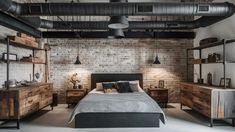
[0,83,53,122]
[180,82,235,127]
[66,89,87,108]
[148,88,168,108]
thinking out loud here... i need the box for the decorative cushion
[96,83,104,91]
[102,82,116,93]
[129,80,141,92]
[115,82,132,93]
[104,88,118,93]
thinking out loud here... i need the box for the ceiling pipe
[0,12,41,38]
[0,0,234,16]
[42,31,195,39]
[19,16,230,30]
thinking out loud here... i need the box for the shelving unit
[0,36,48,129]
[186,39,235,89]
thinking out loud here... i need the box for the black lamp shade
[74,56,81,64]
[153,55,161,64]
[108,16,129,29]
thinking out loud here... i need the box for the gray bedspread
[68,92,165,124]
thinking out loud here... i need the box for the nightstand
[148,88,168,108]
[66,89,87,108]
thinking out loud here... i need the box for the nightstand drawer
[67,92,84,96]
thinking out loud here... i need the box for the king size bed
[69,73,165,128]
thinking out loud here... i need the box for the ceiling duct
[42,31,195,39]
[0,12,41,38]
[108,0,129,30]
[0,1,234,16]
[19,16,231,30]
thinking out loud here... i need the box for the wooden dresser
[180,82,235,127]
[0,83,53,129]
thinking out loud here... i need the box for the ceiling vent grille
[29,5,42,14]
[137,5,153,13]
[198,5,210,13]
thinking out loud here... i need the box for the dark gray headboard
[91,73,143,89]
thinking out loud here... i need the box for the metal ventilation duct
[0,0,234,16]
[18,16,231,30]
[108,0,129,30]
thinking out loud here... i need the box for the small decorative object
[198,78,204,84]
[2,53,17,61]
[207,72,212,85]
[219,78,231,88]
[158,80,164,88]
[69,73,81,89]
[35,72,40,80]
[207,53,214,62]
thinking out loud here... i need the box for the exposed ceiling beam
[0,12,42,38]
[42,31,195,39]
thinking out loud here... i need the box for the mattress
[68,89,165,124]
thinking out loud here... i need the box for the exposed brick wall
[49,38,193,103]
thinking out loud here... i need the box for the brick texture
[49,38,193,103]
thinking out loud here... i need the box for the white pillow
[96,83,103,91]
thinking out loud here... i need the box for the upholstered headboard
[91,73,143,89]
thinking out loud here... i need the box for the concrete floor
[0,104,234,132]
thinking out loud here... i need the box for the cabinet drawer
[181,84,193,92]
[193,102,211,117]
[193,86,211,97]
[67,91,84,96]
[19,89,33,99]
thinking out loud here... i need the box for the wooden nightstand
[66,89,87,108]
[148,88,168,108]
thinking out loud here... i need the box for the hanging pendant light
[75,43,81,65]
[74,56,81,64]
[153,54,161,64]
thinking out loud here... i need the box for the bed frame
[75,73,162,128]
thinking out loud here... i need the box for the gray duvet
[68,92,165,124]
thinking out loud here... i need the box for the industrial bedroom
[0,0,235,132]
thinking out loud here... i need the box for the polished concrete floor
[0,104,234,132]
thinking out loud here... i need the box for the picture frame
[2,53,17,61]
[219,78,231,88]
[158,80,164,88]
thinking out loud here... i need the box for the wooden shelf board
[0,60,45,64]
[188,41,224,50]
[9,40,44,50]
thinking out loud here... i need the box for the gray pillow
[129,82,139,92]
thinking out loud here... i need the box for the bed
[69,73,165,128]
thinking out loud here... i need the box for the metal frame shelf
[0,37,48,129]
[187,39,235,89]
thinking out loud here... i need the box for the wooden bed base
[75,113,160,128]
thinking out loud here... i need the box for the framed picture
[158,80,164,88]
[2,53,17,61]
[219,78,231,88]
